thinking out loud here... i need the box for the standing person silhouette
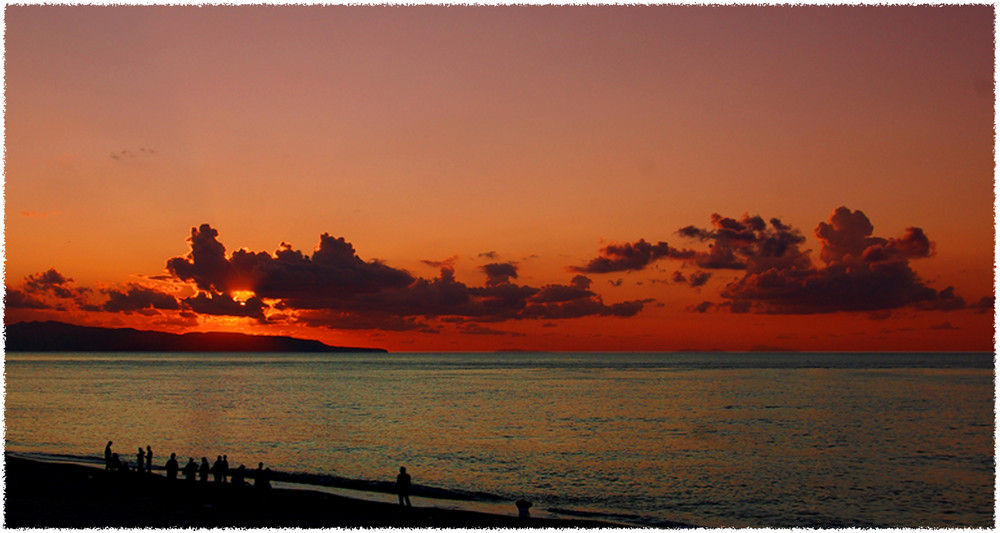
[221,454,229,483]
[212,456,223,482]
[396,467,412,507]
[254,462,271,490]
[199,457,210,482]
[183,458,197,482]
[136,448,145,473]
[146,446,153,474]
[165,453,179,480]
[104,441,113,470]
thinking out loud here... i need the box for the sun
[231,290,256,306]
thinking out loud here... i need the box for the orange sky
[4,4,995,352]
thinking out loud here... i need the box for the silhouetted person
[516,499,532,519]
[183,458,197,482]
[221,454,229,483]
[199,457,210,483]
[137,448,145,473]
[146,446,153,474]
[105,441,113,470]
[110,453,122,472]
[165,453,179,480]
[231,465,246,487]
[212,456,223,482]
[396,466,412,507]
[254,462,271,490]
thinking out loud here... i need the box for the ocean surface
[4,351,995,527]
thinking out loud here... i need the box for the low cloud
[575,207,965,315]
[102,284,181,314]
[718,207,954,314]
[672,270,712,288]
[164,225,650,330]
[110,147,157,161]
[5,289,52,309]
[569,239,694,273]
[181,292,267,320]
[5,269,91,310]
[677,213,811,272]
[481,262,519,286]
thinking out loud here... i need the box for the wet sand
[4,455,626,528]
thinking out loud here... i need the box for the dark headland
[4,456,626,528]
[5,320,387,353]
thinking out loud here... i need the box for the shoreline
[4,455,638,528]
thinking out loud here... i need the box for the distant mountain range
[5,321,387,353]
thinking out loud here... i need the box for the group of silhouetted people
[105,441,529,517]
[103,441,271,490]
[105,441,152,474]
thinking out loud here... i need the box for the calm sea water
[4,352,995,527]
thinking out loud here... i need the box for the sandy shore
[4,455,628,528]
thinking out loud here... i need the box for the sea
[3,351,995,528]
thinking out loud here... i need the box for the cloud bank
[575,206,965,315]
[162,224,649,331]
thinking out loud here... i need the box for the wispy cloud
[109,147,158,161]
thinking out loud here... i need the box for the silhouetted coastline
[5,321,387,353]
[4,455,630,528]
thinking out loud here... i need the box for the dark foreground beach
[4,456,627,528]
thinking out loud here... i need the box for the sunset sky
[4,4,995,352]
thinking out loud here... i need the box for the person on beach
[165,453,179,480]
[396,466,412,507]
[212,456,223,482]
[183,458,198,482]
[146,446,153,474]
[231,464,246,487]
[104,441,113,470]
[221,454,229,483]
[516,499,532,519]
[136,448,145,473]
[199,457,210,483]
[254,462,271,490]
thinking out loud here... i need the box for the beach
[4,455,628,528]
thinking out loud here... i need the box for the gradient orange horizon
[4,5,995,352]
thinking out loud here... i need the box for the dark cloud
[815,207,933,264]
[167,225,415,298]
[573,207,963,316]
[672,270,712,287]
[689,301,714,313]
[481,262,518,286]
[915,286,966,311]
[4,288,52,309]
[422,255,458,269]
[7,269,92,311]
[165,226,649,329]
[457,323,522,336]
[718,207,956,314]
[181,292,267,320]
[166,225,236,292]
[102,284,181,314]
[531,276,594,304]
[110,147,157,161]
[677,213,811,272]
[23,268,89,299]
[569,239,694,273]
